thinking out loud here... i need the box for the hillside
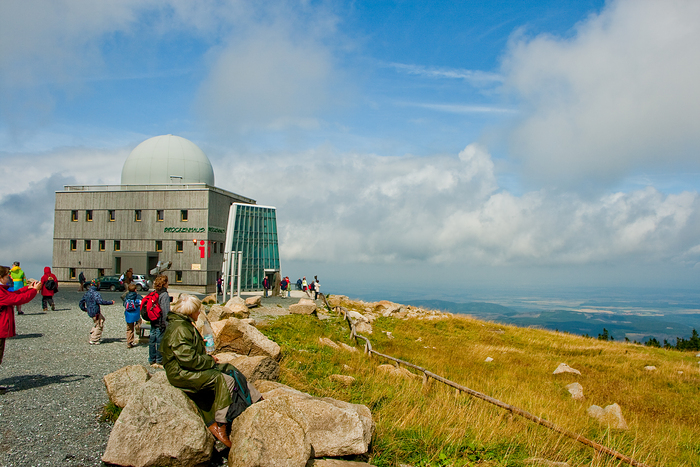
[258,295,700,467]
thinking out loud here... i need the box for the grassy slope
[258,303,700,467]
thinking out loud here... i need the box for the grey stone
[319,337,340,349]
[103,365,151,408]
[553,363,581,375]
[245,296,262,308]
[565,382,584,400]
[102,378,214,467]
[211,317,282,361]
[587,403,628,430]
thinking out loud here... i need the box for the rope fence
[319,294,651,467]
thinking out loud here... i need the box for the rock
[644,365,657,371]
[355,321,373,334]
[319,337,340,349]
[329,374,355,386]
[211,317,282,361]
[208,304,235,322]
[226,296,246,308]
[245,296,262,308]
[307,460,374,467]
[201,294,217,305]
[227,302,251,319]
[102,377,214,467]
[346,310,368,322]
[382,331,394,339]
[485,357,494,363]
[553,363,581,375]
[587,403,628,430]
[214,352,279,381]
[103,365,151,408]
[338,343,358,353]
[228,398,311,467]
[377,364,420,380]
[290,300,317,315]
[565,382,584,401]
[258,383,374,458]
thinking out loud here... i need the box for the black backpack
[224,365,253,423]
[45,279,57,292]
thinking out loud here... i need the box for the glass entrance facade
[224,203,279,291]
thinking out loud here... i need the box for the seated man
[161,293,261,447]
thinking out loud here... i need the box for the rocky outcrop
[214,352,280,382]
[587,403,628,430]
[553,363,581,375]
[102,377,214,467]
[212,317,282,361]
[327,295,450,323]
[565,382,584,401]
[103,365,151,408]
[245,296,262,308]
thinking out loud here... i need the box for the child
[79,280,114,345]
[123,283,142,348]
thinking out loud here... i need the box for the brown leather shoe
[208,422,231,448]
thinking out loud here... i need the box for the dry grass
[260,308,700,467]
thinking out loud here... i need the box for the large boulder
[226,296,246,308]
[212,317,282,361]
[103,365,151,408]
[227,302,251,319]
[215,352,280,382]
[102,377,214,467]
[290,299,317,315]
[201,294,217,305]
[245,296,262,308]
[228,398,311,467]
[587,403,628,430]
[208,304,235,323]
[256,383,374,458]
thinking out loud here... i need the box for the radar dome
[121,135,215,185]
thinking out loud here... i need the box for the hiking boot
[208,422,231,448]
[150,363,163,369]
[89,341,100,345]
[17,311,24,315]
[51,305,55,311]
[42,308,47,312]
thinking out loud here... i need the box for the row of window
[68,239,225,253]
[67,268,184,282]
[72,209,188,222]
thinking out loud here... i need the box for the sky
[2,0,700,297]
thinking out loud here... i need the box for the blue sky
[2,0,700,295]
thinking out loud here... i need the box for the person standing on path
[78,271,86,291]
[40,266,58,311]
[10,262,26,315]
[148,274,170,369]
[80,280,114,345]
[262,276,270,298]
[123,283,142,348]
[314,278,320,300]
[0,266,41,394]
[302,277,309,297]
[120,268,134,301]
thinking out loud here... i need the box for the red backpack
[140,291,162,322]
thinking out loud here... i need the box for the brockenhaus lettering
[163,226,226,234]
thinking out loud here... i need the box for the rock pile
[327,295,450,325]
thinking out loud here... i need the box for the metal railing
[319,294,651,467]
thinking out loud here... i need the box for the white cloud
[501,0,700,186]
[389,62,503,85]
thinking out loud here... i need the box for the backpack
[45,279,57,292]
[140,291,162,322]
[125,297,141,312]
[224,365,253,423]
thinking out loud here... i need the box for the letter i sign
[199,241,211,258]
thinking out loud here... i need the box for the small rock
[565,382,584,401]
[484,357,494,363]
[377,364,420,380]
[319,337,340,349]
[329,374,355,386]
[678,371,683,375]
[355,321,373,334]
[382,331,394,339]
[553,363,581,375]
[644,365,656,371]
[338,342,358,353]
[587,403,628,430]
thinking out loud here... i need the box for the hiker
[216,275,223,295]
[80,280,114,345]
[314,278,320,300]
[120,268,134,301]
[78,271,86,291]
[280,276,288,298]
[123,283,142,348]
[148,274,170,369]
[10,262,26,315]
[302,277,309,297]
[40,266,58,311]
[161,293,262,448]
[0,265,41,394]
[262,276,270,298]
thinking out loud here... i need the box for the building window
[134,210,142,222]
[70,239,77,251]
[98,268,105,277]
[84,240,91,251]
[108,210,115,222]
[156,210,164,222]
[99,239,105,251]
[69,268,76,279]
[114,240,121,251]
[175,270,183,282]
[180,210,188,221]
[71,210,78,222]
[155,240,162,252]
[86,210,93,222]
[176,240,183,252]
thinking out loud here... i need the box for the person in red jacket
[40,266,58,311]
[0,265,41,394]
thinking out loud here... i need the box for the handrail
[321,297,651,467]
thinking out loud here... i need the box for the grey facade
[53,184,255,293]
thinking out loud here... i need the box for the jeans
[149,326,164,364]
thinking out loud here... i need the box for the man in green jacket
[160,294,261,447]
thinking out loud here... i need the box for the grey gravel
[0,288,322,466]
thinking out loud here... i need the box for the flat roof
[60,184,256,204]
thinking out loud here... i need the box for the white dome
[121,135,215,185]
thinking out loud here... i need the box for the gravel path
[0,289,315,467]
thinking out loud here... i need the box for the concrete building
[52,135,279,293]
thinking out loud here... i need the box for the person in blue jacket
[79,280,114,345]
